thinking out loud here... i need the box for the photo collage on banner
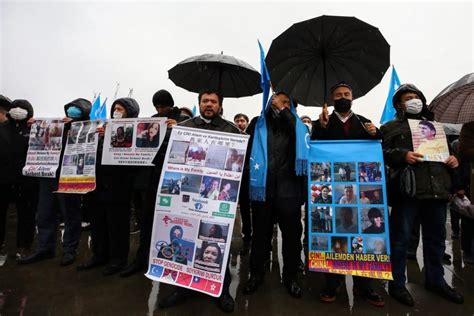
[146,126,249,297]
[22,118,65,178]
[101,117,167,166]
[57,120,102,193]
[408,119,449,162]
[308,140,392,280]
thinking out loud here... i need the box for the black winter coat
[0,120,31,184]
[245,108,306,201]
[381,118,453,202]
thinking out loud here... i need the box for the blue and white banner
[307,140,393,280]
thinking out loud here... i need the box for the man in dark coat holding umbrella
[382,83,463,306]
[311,82,384,307]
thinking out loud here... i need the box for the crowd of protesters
[0,81,473,313]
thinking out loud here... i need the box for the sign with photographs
[408,119,449,162]
[101,118,167,166]
[308,140,393,280]
[23,118,65,178]
[57,120,101,193]
[146,126,249,297]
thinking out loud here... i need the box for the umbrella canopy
[429,73,474,124]
[168,53,262,98]
[266,15,390,106]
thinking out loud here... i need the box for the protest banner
[57,120,101,193]
[308,140,393,280]
[22,118,64,178]
[408,119,449,162]
[101,118,167,166]
[146,126,249,297]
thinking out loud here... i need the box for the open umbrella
[168,53,261,98]
[429,73,474,124]
[265,15,390,106]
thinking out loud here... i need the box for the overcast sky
[1,1,473,124]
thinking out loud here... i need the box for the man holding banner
[312,82,385,307]
[381,84,463,306]
[155,89,241,313]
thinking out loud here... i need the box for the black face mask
[334,98,352,113]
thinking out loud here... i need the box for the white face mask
[304,122,312,132]
[9,107,28,120]
[112,111,123,119]
[405,99,423,114]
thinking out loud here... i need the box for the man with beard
[155,90,241,313]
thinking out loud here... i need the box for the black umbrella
[168,53,261,98]
[266,15,390,106]
[429,73,474,124]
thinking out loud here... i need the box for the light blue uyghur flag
[89,95,101,120]
[380,66,401,124]
[192,105,197,116]
[98,98,107,119]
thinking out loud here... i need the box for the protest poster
[56,120,101,193]
[308,140,393,280]
[22,118,64,178]
[408,119,449,162]
[101,118,167,166]
[146,126,249,297]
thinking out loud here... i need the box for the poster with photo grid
[308,140,393,280]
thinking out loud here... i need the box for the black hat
[152,89,174,108]
[330,81,352,94]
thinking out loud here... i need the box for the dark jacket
[245,108,306,201]
[381,118,452,202]
[0,100,34,184]
[152,106,188,123]
[311,112,381,140]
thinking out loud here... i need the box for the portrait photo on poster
[193,240,225,273]
[334,162,356,182]
[311,184,333,204]
[366,237,387,255]
[198,221,229,243]
[358,162,382,182]
[136,122,160,148]
[312,236,329,251]
[200,176,221,200]
[180,173,203,194]
[408,119,449,162]
[310,162,332,182]
[331,236,348,253]
[111,123,133,148]
[161,172,182,195]
[361,207,385,234]
[334,184,358,205]
[359,184,384,205]
[335,207,359,234]
[186,139,208,166]
[224,148,245,172]
[311,206,333,233]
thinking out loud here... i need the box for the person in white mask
[381,83,463,307]
[0,99,38,263]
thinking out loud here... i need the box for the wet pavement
[1,207,474,315]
